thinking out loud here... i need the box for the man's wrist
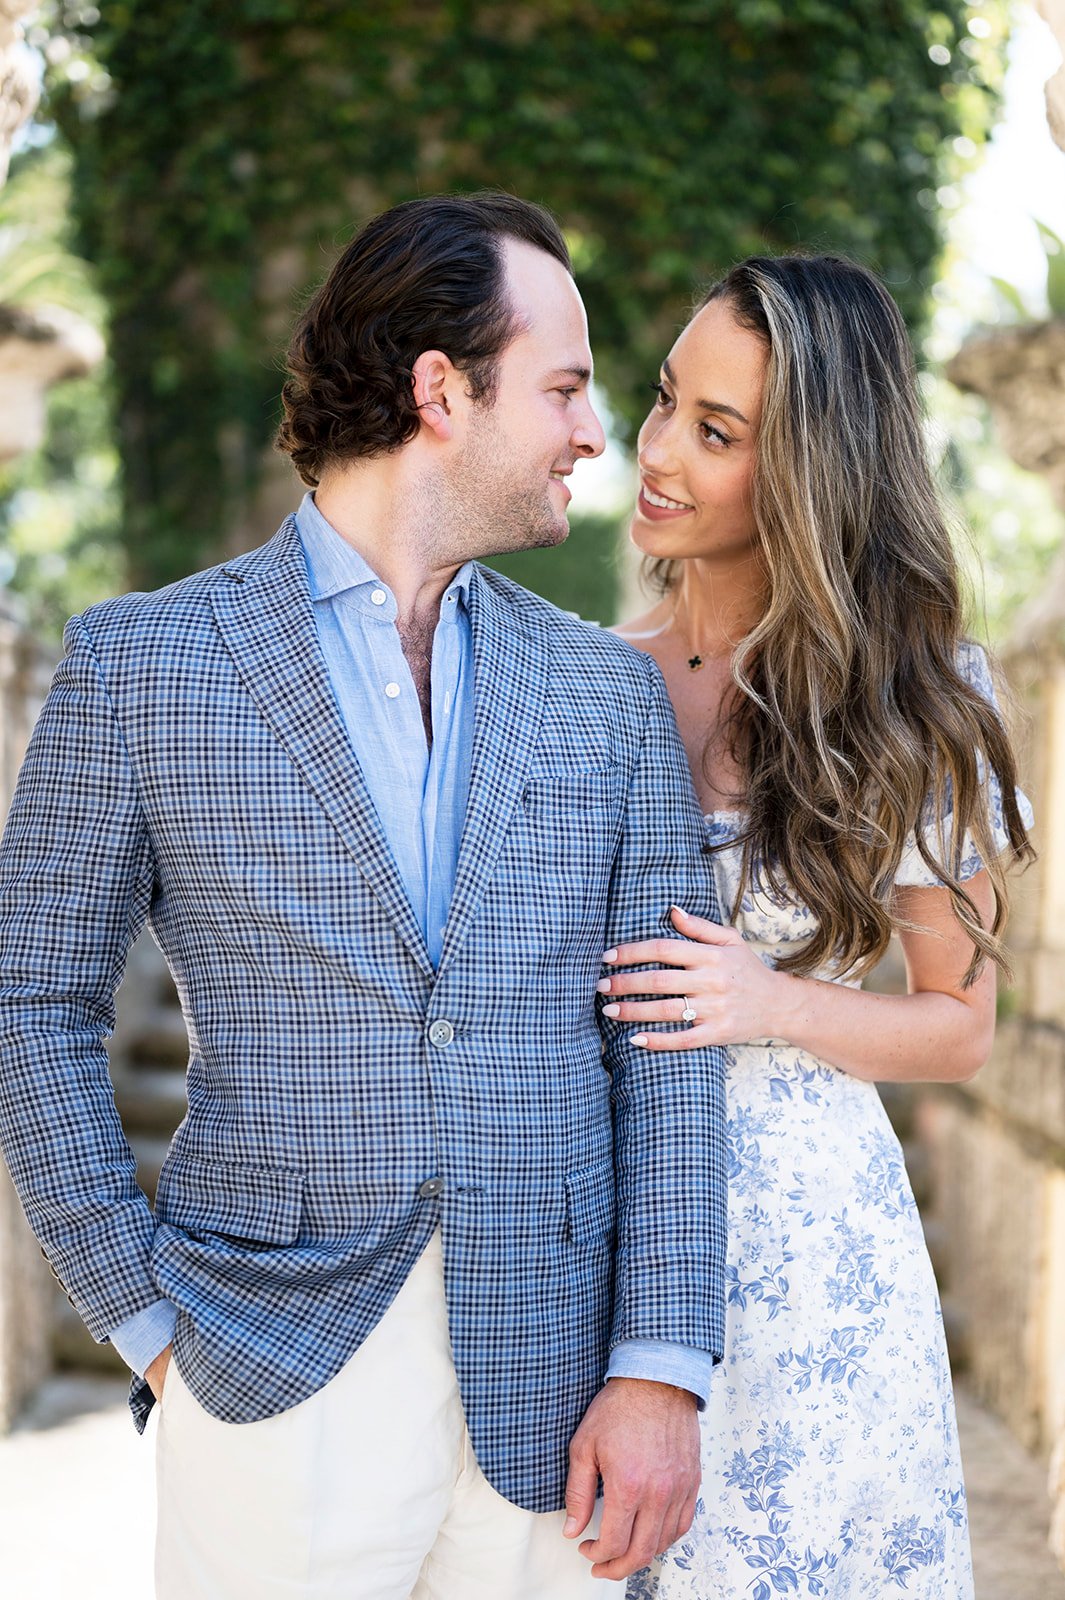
[605,1338,714,1408]
[607,1375,698,1406]
[108,1298,178,1378]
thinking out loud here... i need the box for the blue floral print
[630,647,1030,1598]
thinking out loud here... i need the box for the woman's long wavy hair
[648,254,1032,985]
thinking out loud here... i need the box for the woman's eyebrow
[662,357,749,426]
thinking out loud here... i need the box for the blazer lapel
[437,568,547,977]
[210,518,434,978]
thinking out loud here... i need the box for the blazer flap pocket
[156,1154,306,1247]
[564,1158,616,1245]
[524,766,619,813]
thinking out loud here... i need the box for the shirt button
[428,1019,455,1048]
[370,588,387,606]
[384,682,401,699]
[418,1177,445,1199]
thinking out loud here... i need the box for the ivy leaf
[1035,220,1065,318]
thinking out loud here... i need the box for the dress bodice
[703,810,854,985]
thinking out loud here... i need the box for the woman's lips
[637,484,693,521]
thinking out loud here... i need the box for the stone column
[0,597,59,1431]
[0,1,38,189]
[941,16,1065,1549]
[0,0,101,1430]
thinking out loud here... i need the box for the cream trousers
[155,1230,623,1599]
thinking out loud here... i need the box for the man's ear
[411,350,455,442]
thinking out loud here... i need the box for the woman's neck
[670,552,766,660]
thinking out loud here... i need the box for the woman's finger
[601,936,702,969]
[631,1025,721,1051]
[598,968,694,997]
[602,998,698,1023]
[670,906,740,943]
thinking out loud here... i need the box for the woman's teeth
[643,487,692,510]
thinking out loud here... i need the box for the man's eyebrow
[546,365,592,384]
[662,358,749,426]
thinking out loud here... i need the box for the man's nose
[573,395,607,460]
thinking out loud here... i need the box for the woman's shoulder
[955,638,996,698]
[609,603,671,659]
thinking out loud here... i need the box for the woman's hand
[598,906,789,1050]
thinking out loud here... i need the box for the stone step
[111,1067,187,1139]
[123,1005,189,1071]
[51,1293,126,1377]
[129,1136,172,1206]
[877,1080,918,1140]
[901,1137,932,1208]
[921,1216,951,1284]
[941,1294,971,1374]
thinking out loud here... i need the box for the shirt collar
[295,490,473,612]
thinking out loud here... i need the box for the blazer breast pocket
[155,1153,306,1249]
[522,764,620,816]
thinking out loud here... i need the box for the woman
[606,255,1033,1598]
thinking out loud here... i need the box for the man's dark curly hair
[276,191,571,486]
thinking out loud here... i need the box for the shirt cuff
[606,1339,715,1410]
[108,1298,178,1378]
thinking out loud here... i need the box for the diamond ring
[681,997,697,1024]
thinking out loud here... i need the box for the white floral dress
[630,645,1030,1600]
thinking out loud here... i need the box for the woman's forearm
[768,971,994,1084]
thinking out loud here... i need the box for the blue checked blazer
[0,516,726,1512]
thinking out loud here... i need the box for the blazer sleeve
[0,612,160,1340]
[600,652,727,1364]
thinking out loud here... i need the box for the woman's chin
[628,513,687,559]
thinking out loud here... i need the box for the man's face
[443,239,605,559]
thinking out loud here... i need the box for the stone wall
[912,620,1065,1565]
[938,55,1065,1546]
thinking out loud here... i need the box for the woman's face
[631,296,766,564]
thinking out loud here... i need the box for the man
[0,192,726,1598]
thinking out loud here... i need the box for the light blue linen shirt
[111,492,712,1406]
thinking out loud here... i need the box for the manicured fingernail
[602,1003,619,1017]
[563,1517,579,1537]
[672,905,688,917]
[602,949,618,963]
[596,979,611,994]
[633,1033,649,1047]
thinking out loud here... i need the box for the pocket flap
[523,767,619,813]
[564,1158,616,1245]
[156,1154,306,1247]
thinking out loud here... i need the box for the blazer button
[418,1177,445,1199]
[428,1019,455,1048]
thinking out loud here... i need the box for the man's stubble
[433,401,570,565]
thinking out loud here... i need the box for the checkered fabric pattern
[0,516,726,1513]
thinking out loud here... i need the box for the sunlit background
[2,7,1065,1597]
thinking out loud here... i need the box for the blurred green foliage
[0,140,102,314]
[0,142,121,637]
[36,0,1008,595]
[990,219,1065,322]
[927,372,1063,640]
[485,508,625,625]
[0,371,124,640]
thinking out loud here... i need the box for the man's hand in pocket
[146,1343,174,1402]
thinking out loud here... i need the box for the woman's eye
[700,421,732,448]
[650,381,672,408]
